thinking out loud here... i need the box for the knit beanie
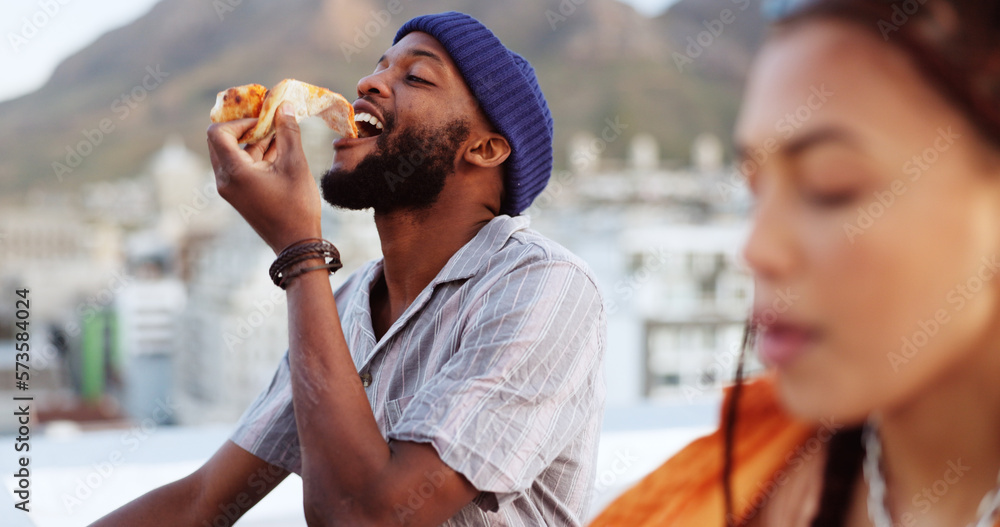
[394,12,554,216]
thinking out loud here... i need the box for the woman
[591,0,1000,525]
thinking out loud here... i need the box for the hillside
[0,0,766,195]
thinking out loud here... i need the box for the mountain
[0,0,767,195]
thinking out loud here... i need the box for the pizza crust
[209,84,268,123]
[209,79,358,144]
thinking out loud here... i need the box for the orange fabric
[589,377,815,527]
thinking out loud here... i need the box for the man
[93,11,605,527]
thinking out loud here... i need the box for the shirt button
[360,372,372,387]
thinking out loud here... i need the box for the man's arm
[285,264,479,526]
[90,440,289,526]
[207,106,477,526]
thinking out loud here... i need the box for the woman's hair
[774,0,1000,146]
[723,324,865,526]
[723,1,1000,525]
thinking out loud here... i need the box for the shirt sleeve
[386,259,607,498]
[227,268,371,474]
[229,351,303,474]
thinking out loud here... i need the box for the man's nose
[357,70,391,99]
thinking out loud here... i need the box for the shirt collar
[347,214,531,369]
[427,214,531,286]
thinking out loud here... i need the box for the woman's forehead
[735,19,938,152]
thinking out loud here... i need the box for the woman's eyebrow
[735,126,861,163]
[784,127,861,157]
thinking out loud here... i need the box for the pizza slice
[209,79,358,144]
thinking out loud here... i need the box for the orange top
[589,377,815,526]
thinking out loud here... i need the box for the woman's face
[736,19,1000,423]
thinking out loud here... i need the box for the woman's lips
[757,322,819,367]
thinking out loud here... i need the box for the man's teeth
[354,112,384,130]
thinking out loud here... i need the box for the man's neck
[372,205,495,327]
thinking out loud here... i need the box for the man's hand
[207,102,323,254]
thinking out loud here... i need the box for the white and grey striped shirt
[231,214,607,526]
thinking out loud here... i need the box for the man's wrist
[284,256,326,276]
[282,257,334,290]
[272,230,323,256]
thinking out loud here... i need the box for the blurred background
[0,0,766,524]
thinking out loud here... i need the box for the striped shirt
[231,214,607,526]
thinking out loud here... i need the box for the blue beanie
[394,12,553,216]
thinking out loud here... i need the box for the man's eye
[407,75,428,84]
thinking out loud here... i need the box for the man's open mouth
[354,112,384,138]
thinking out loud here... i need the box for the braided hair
[720,323,865,526]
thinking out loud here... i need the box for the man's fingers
[207,118,258,188]
[208,139,221,172]
[207,117,258,147]
[274,102,307,172]
[263,139,279,164]
[207,119,256,161]
[245,134,274,162]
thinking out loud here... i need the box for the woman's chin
[774,369,871,427]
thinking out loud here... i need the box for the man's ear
[463,132,511,169]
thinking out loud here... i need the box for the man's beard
[321,116,471,215]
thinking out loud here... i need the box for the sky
[0,0,679,104]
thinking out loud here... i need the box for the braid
[722,321,754,526]
[722,320,864,527]
[810,426,865,527]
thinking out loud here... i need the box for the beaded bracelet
[269,238,343,289]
